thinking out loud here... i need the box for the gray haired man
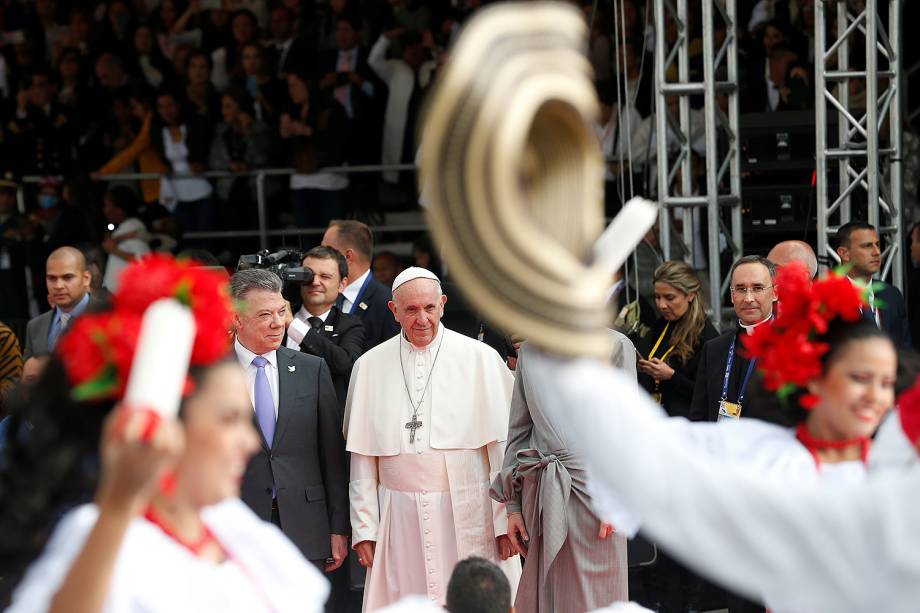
[231,269,351,575]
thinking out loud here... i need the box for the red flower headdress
[57,255,234,402]
[896,376,920,448]
[741,261,868,409]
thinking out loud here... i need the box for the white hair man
[344,267,521,610]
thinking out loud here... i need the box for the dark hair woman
[1,257,328,612]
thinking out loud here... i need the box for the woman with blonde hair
[634,260,717,613]
[636,261,718,418]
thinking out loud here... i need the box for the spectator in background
[281,71,349,229]
[766,44,810,111]
[97,0,136,60]
[184,49,222,123]
[95,85,170,208]
[412,235,442,277]
[211,9,259,91]
[368,27,437,184]
[372,250,404,287]
[318,13,380,164]
[27,177,93,266]
[101,186,150,292]
[233,41,284,123]
[132,23,176,89]
[0,175,30,321]
[6,68,74,176]
[151,89,215,233]
[446,557,513,613]
[209,88,279,228]
[80,243,112,303]
[55,46,89,117]
[266,4,311,78]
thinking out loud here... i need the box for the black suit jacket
[873,282,912,348]
[636,317,719,419]
[339,272,400,352]
[689,328,755,422]
[295,306,366,413]
[239,347,350,561]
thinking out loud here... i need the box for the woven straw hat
[420,2,656,359]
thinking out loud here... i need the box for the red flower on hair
[57,312,143,401]
[114,254,234,364]
[897,375,920,447]
[61,255,235,402]
[742,262,869,409]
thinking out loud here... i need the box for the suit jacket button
[265,487,272,494]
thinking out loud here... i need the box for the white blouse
[7,498,329,613]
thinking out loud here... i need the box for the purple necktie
[252,356,276,446]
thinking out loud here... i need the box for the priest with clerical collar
[343,267,521,610]
[689,255,777,425]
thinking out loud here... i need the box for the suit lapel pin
[359,301,369,310]
[324,325,334,332]
[288,365,296,372]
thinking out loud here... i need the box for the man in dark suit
[316,14,380,164]
[286,246,366,410]
[835,222,912,348]
[690,256,777,424]
[231,269,350,574]
[24,246,95,359]
[323,220,400,351]
[267,4,313,78]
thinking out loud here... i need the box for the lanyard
[648,321,676,363]
[346,272,374,314]
[720,334,757,404]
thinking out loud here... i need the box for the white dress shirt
[234,338,280,418]
[341,269,371,314]
[285,306,332,350]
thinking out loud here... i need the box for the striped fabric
[0,321,23,406]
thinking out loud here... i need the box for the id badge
[718,400,742,420]
[651,392,663,405]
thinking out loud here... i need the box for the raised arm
[528,350,920,613]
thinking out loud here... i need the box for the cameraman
[286,246,366,413]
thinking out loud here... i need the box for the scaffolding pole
[815,0,903,289]
[654,0,743,327]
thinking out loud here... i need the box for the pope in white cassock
[343,267,521,611]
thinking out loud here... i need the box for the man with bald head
[344,267,521,610]
[23,247,93,359]
[767,240,818,278]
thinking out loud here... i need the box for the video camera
[237,249,314,285]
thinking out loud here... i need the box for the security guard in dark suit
[322,220,401,351]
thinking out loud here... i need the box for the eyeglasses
[730,285,774,298]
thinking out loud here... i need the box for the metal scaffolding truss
[815,0,903,288]
[653,0,743,326]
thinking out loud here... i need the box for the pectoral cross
[405,415,423,443]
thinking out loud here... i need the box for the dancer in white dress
[2,256,329,613]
